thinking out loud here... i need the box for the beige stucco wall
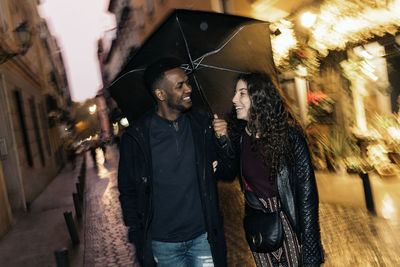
[0,161,13,238]
[131,0,215,47]
[4,67,59,204]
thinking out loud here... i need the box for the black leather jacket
[222,127,324,266]
[118,108,229,267]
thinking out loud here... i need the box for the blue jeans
[152,233,214,267]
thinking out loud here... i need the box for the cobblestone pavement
[83,147,139,267]
[319,203,400,266]
[84,145,400,266]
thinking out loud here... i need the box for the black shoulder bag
[242,183,284,253]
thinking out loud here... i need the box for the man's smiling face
[161,67,193,113]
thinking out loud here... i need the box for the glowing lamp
[301,12,317,28]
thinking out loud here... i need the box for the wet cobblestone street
[83,146,400,266]
[83,148,138,267]
[319,203,400,266]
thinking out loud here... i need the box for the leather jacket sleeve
[213,138,240,182]
[291,129,324,266]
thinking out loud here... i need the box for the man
[118,57,230,267]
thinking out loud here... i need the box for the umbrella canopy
[109,9,276,122]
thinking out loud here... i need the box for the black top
[150,112,205,242]
[242,133,276,198]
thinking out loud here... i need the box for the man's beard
[167,98,191,113]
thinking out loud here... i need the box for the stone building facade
[0,0,72,237]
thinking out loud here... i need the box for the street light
[0,21,32,65]
[89,104,97,114]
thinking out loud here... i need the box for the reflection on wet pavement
[95,147,116,179]
[84,146,138,267]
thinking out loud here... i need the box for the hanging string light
[270,20,297,67]
[307,0,400,55]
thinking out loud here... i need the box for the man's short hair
[143,57,183,94]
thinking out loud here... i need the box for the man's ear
[154,89,166,101]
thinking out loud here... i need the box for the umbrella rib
[176,15,213,115]
[193,57,204,70]
[181,63,192,73]
[196,64,248,73]
[193,24,253,66]
[175,16,195,69]
[108,69,145,88]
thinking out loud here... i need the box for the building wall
[7,73,59,202]
[0,0,72,235]
[0,70,26,213]
[129,0,214,45]
[0,161,12,237]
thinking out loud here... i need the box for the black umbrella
[108,9,276,122]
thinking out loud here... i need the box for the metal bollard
[75,183,83,202]
[78,175,85,188]
[72,193,82,218]
[54,248,69,267]
[80,156,86,177]
[63,212,80,245]
[359,172,376,214]
[80,167,85,179]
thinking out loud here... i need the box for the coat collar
[128,107,209,159]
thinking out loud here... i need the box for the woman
[221,72,324,267]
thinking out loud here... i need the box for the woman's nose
[232,93,238,104]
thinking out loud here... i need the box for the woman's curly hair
[228,72,300,179]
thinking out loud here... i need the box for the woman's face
[232,79,251,121]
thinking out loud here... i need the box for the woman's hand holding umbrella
[213,114,228,146]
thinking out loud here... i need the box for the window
[13,90,33,167]
[29,97,45,167]
[39,102,52,157]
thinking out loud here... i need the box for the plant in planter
[319,127,360,172]
[307,91,335,124]
[277,44,320,76]
[343,156,372,173]
[367,143,400,177]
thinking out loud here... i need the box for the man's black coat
[118,108,228,267]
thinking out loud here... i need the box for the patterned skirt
[251,197,301,267]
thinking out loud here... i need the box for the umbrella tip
[200,21,208,31]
